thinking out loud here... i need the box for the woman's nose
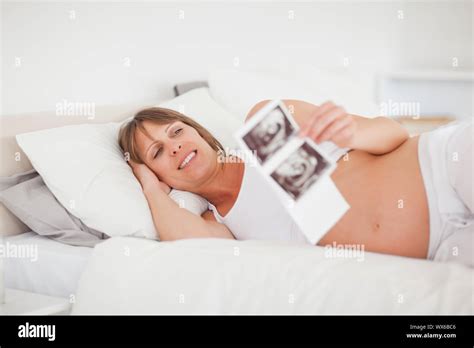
[172,144,182,155]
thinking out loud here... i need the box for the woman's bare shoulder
[245,100,271,122]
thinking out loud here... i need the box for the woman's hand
[128,160,171,195]
[299,101,357,148]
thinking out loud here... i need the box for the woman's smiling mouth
[178,150,197,170]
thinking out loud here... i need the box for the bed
[1,72,473,315]
[4,232,92,299]
[3,231,472,315]
[72,236,473,315]
[0,100,148,300]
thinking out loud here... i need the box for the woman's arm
[130,161,235,241]
[143,185,235,241]
[340,113,410,155]
[247,99,409,155]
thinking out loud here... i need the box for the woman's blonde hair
[118,107,225,164]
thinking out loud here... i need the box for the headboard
[0,101,156,237]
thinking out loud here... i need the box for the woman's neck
[195,156,245,208]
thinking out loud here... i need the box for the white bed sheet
[73,237,474,315]
[4,232,93,299]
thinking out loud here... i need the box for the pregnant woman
[118,100,473,266]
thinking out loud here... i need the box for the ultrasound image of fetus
[242,106,295,164]
[270,142,329,200]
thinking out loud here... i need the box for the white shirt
[208,142,349,244]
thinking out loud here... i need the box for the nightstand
[0,288,72,315]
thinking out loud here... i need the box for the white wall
[1,0,472,115]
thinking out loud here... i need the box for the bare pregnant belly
[318,136,430,259]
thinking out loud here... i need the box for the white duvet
[72,237,473,315]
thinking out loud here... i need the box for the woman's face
[134,120,219,191]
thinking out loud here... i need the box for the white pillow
[159,88,241,150]
[16,87,240,240]
[208,67,379,120]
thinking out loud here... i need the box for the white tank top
[208,142,349,245]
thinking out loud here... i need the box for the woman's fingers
[126,160,167,194]
[127,158,138,169]
[330,122,356,148]
[317,114,353,143]
[299,101,336,136]
[127,159,147,180]
[308,107,346,142]
[298,101,355,148]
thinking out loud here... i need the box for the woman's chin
[187,168,208,184]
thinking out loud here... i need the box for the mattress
[4,232,93,298]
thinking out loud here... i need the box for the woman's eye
[153,147,162,159]
[174,128,183,136]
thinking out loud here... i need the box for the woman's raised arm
[246,99,409,155]
[130,161,235,241]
